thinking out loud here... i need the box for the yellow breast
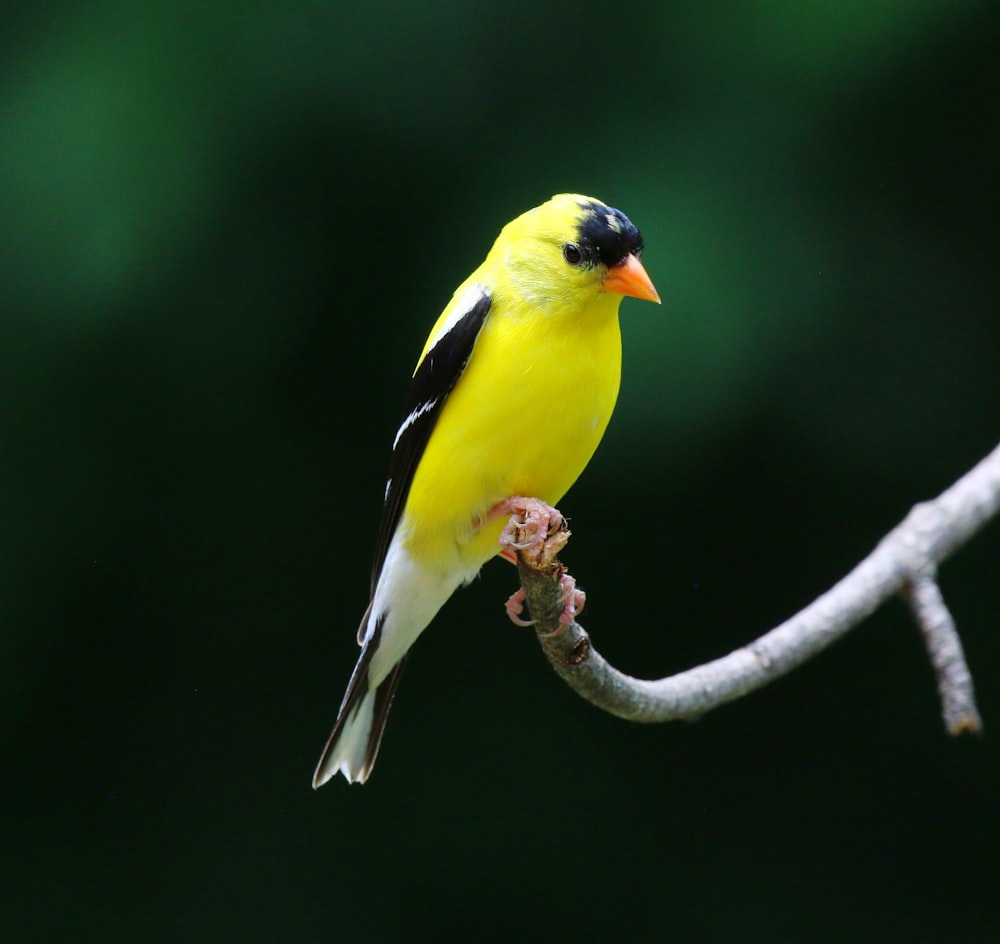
[400,285,623,574]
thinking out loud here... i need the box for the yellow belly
[400,293,623,575]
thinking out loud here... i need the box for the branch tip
[901,575,983,738]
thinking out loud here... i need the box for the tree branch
[901,575,982,734]
[513,441,1000,732]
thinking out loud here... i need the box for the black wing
[370,286,492,591]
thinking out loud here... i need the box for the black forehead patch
[574,200,644,269]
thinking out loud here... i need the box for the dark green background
[4,2,999,941]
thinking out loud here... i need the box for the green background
[3,2,999,941]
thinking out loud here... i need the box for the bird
[312,193,660,786]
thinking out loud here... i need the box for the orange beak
[603,253,661,304]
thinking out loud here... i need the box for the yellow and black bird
[313,193,659,786]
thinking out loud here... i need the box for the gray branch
[515,441,1000,732]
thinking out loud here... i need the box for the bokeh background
[3,2,999,941]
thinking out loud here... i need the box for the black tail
[312,615,407,786]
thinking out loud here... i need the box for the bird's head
[495,193,660,308]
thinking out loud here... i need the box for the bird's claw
[493,497,582,633]
[505,575,585,634]
[537,574,586,637]
[504,588,536,626]
[491,496,569,571]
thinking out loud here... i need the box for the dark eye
[562,243,583,265]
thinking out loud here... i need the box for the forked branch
[511,441,1000,733]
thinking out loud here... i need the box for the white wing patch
[425,282,489,354]
[392,397,439,450]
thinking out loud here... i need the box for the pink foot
[505,575,585,633]
[537,574,586,637]
[489,496,569,570]
[504,588,535,627]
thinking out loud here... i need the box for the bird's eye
[562,243,583,265]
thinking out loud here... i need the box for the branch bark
[513,441,1000,733]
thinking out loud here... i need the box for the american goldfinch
[313,193,660,786]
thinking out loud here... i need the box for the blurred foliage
[2,2,999,942]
